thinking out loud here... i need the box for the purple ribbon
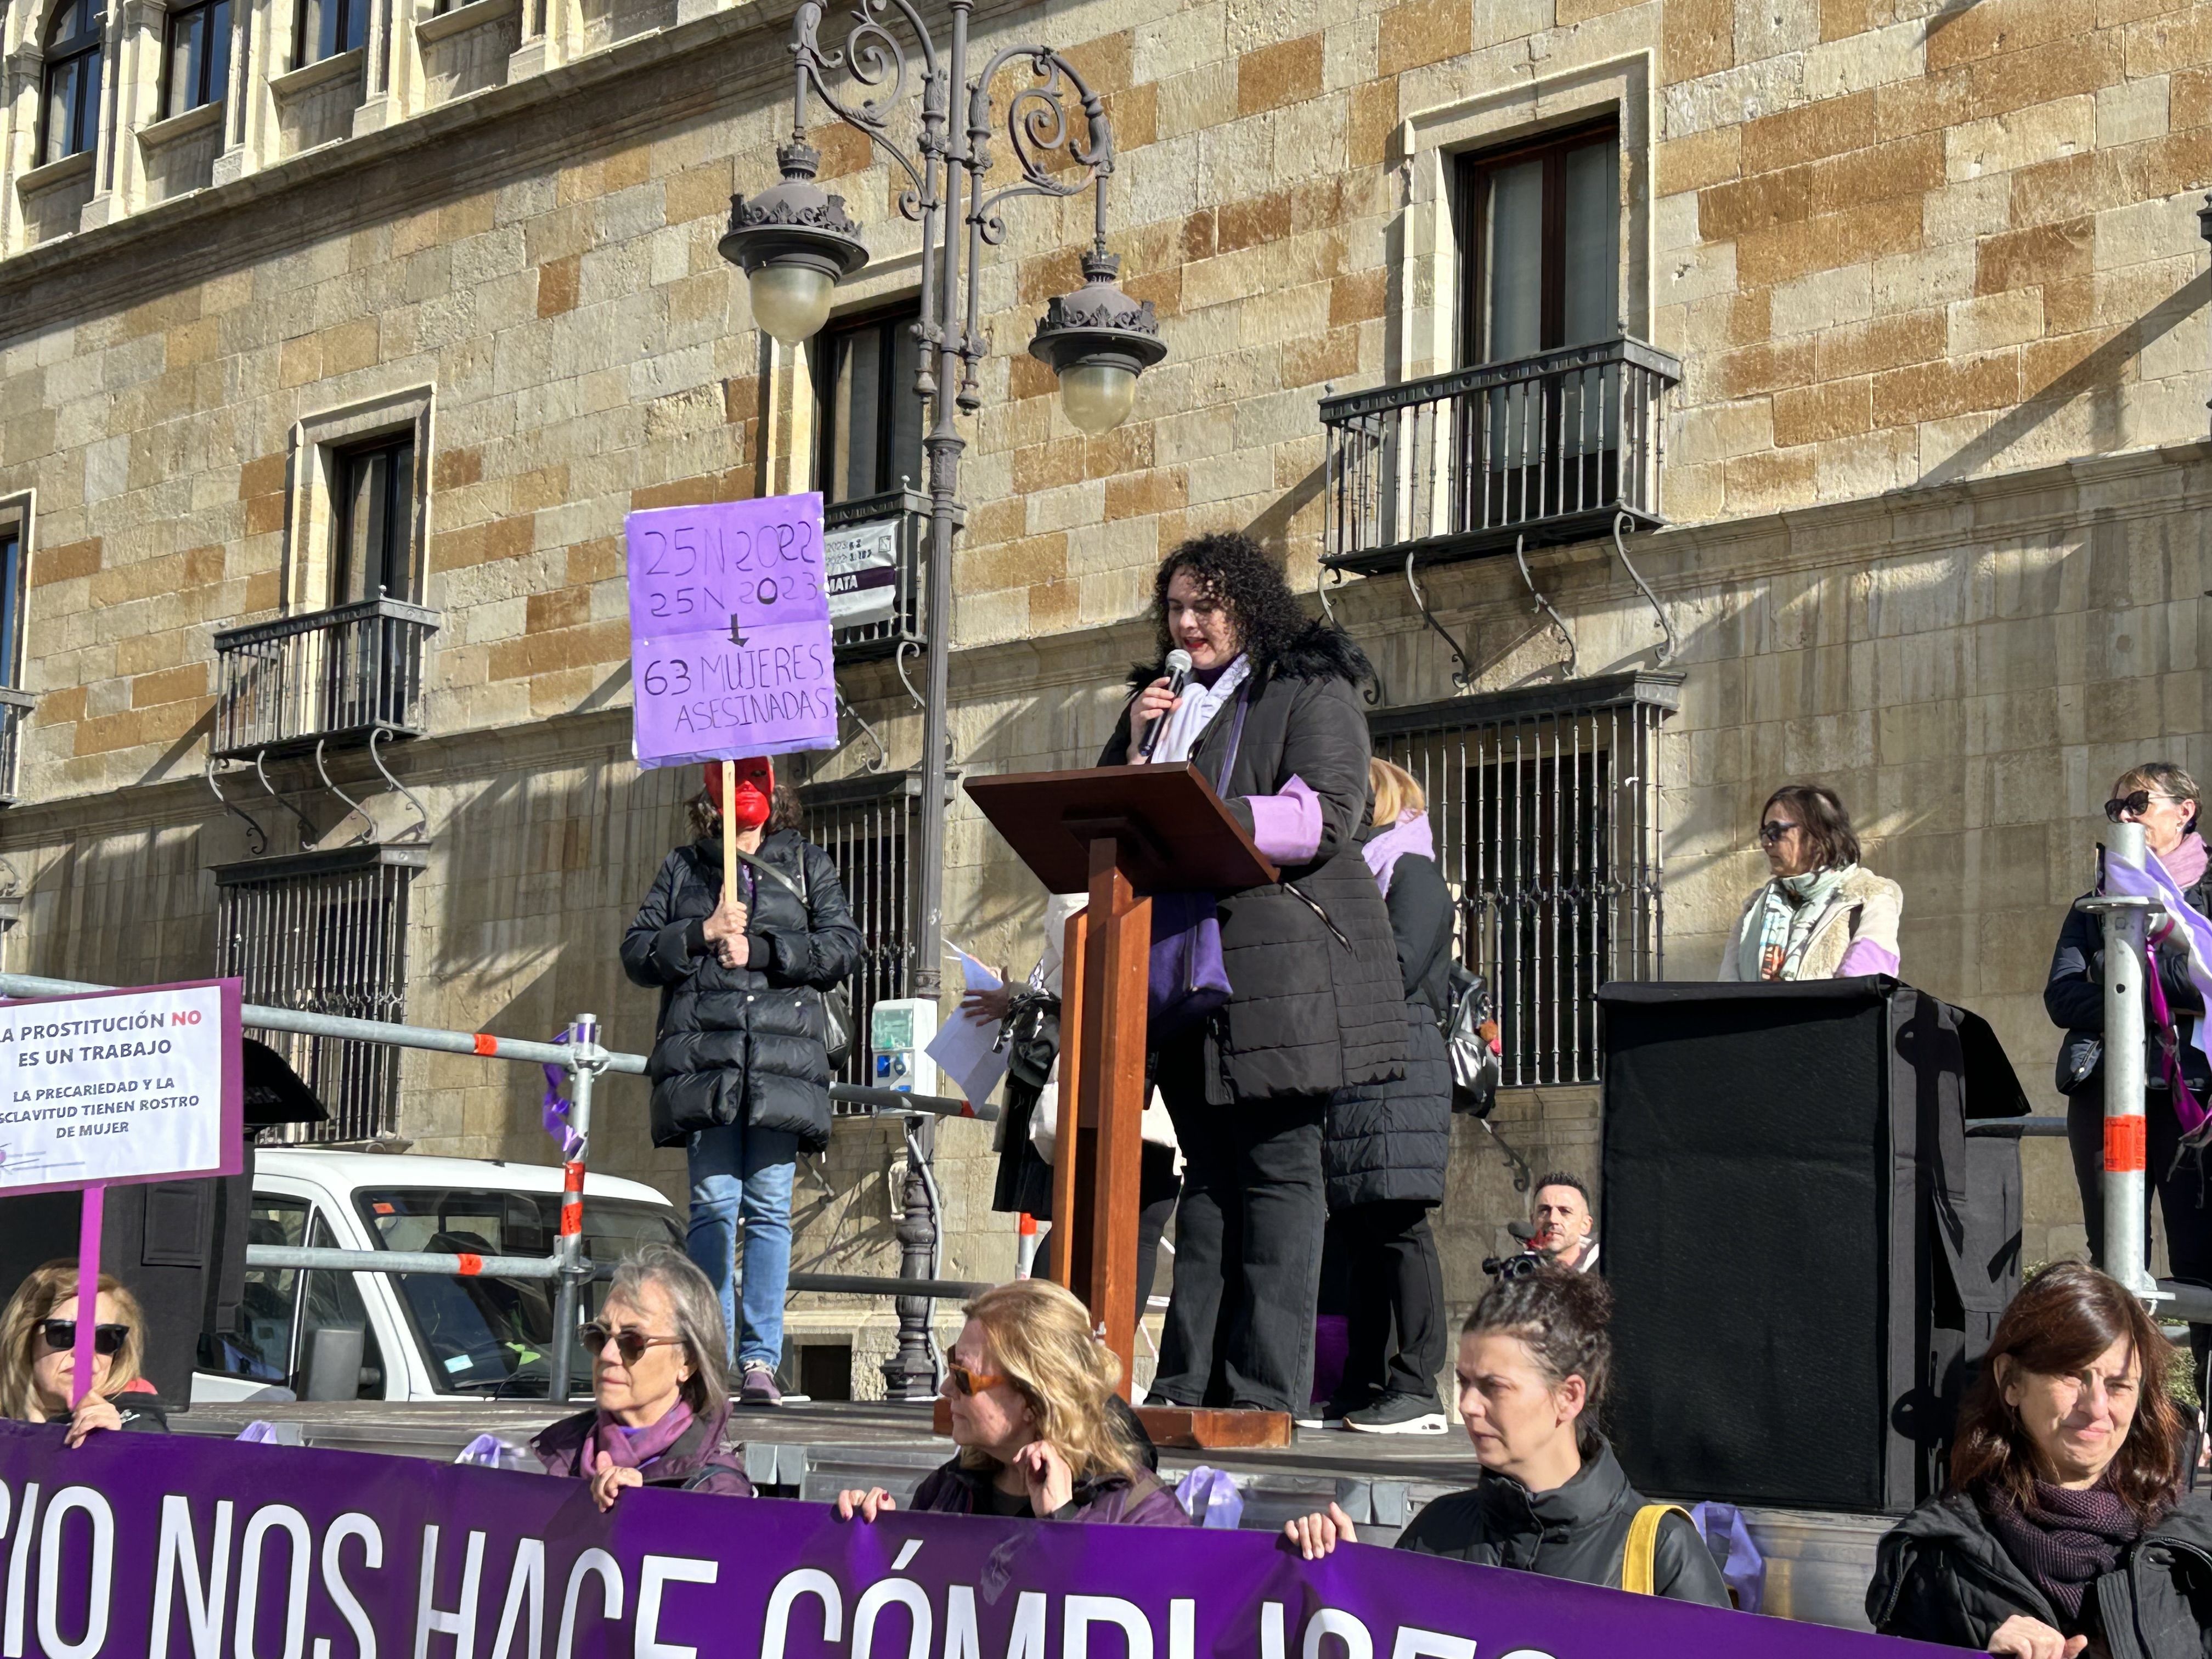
[541,1028,584,1159]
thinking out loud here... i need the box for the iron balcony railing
[826,488,928,660]
[0,687,33,805]
[1321,336,1683,575]
[212,596,440,759]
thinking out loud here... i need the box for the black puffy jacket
[1394,1436,1732,1606]
[2046,859,2212,1098]
[621,830,861,1153]
[1870,1487,2212,1656]
[1098,623,1406,1103]
[1323,842,1453,1209]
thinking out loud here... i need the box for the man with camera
[1486,1173,1599,1279]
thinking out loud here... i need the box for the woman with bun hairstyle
[1282,1266,1729,1605]
[0,1261,167,1443]
[623,758,861,1406]
[833,1279,1189,1526]
[1870,1263,2211,1657]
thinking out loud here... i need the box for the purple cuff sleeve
[1244,775,1324,864]
[1836,939,1899,978]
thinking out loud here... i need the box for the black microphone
[1506,1220,1541,1243]
[1139,648,1193,760]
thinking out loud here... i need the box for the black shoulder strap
[732,844,805,906]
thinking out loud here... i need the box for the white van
[191,1149,682,1404]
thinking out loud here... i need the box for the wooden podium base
[930,1397,1293,1450]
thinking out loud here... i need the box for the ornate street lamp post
[719,0,1165,1399]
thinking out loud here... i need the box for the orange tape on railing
[456,1252,484,1276]
[473,1034,498,1056]
[2106,1115,2148,1173]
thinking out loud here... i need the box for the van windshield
[353,1187,682,1396]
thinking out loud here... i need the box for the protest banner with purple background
[0,1424,1936,1658]
[627,493,838,768]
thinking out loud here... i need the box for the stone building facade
[1,0,2208,1394]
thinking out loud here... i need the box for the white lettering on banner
[854,1575,932,1659]
[487,1538,544,1659]
[4,1480,41,1658]
[236,1504,312,1659]
[0,982,230,1192]
[1391,1633,1482,1659]
[151,1493,233,1659]
[635,1556,717,1659]
[1002,1590,1048,1659]
[761,1568,841,1659]
[1167,1601,1194,1659]
[552,1550,622,1659]
[415,1526,486,1659]
[323,1514,385,1659]
[1301,1610,1370,1659]
[36,1487,112,1659]
[1065,1596,1153,1659]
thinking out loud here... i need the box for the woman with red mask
[622,758,861,1406]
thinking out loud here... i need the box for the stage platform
[175,1397,1889,1632]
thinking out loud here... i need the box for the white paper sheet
[925,947,1009,1107]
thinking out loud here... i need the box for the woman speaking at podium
[1101,532,1406,1415]
[1717,783,1901,981]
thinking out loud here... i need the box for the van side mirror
[301,1326,366,1401]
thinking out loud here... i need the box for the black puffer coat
[1870,1487,2212,1656]
[2047,856,2212,1098]
[621,830,861,1153]
[1395,1436,1732,1606]
[1098,623,1405,1103]
[1324,839,1454,1208]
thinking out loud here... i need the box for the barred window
[1370,673,1678,1087]
[799,771,917,1092]
[216,845,424,1141]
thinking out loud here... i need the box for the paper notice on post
[927,949,1009,1107]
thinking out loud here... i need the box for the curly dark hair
[1951,1262,2181,1525]
[1761,782,1861,870]
[1464,1265,1615,1456]
[687,785,803,841]
[1149,532,1311,671]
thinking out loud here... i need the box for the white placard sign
[825,517,900,629]
[0,979,242,1194]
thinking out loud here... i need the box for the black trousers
[1150,1036,1328,1412]
[2066,1087,2212,1394]
[1326,1200,1446,1406]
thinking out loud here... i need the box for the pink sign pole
[71,1182,104,1408]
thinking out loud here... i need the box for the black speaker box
[1599,979,2027,1514]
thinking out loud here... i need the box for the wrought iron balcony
[826,488,928,662]
[1320,337,1683,575]
[0,687,33,806]
[212,596,440,760]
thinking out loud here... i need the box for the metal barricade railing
[0,969,991,1400]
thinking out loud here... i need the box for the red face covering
[705,758,775,831]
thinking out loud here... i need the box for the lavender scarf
[1363,810,1435,896]
[1984,1480,2143,1622]
[587,1400,695,1472]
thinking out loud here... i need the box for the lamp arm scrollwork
[791,0,936,207]
[965,47,1110,244]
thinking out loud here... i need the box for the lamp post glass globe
[748,261,836,347]
[1057,361,1138,435]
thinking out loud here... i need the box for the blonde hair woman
[1313,757,1457,1434]
[834,1280,1190,1525]
[0,1261,166,1444]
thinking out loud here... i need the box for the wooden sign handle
[721,759,739,912]
[72,1183,104,1408]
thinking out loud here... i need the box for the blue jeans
[685,1120,798,1369]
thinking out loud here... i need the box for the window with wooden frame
[814,307,925,507]
[331,433,418,606]
[1455,119,1621,367]
[38,0,105,165]
[0,522,22,690]
[161,0,230,118]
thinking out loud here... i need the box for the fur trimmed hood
[1127,620,1373,692]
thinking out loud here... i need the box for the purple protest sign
[0,1424,1939,1658]
[627,493,838,768]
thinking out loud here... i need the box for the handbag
[1443,963,1502,1116]
[1147,691,1248,1040]
[729,845,855,1070]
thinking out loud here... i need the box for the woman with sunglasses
[527,1245,753,1509]
[2049,763,2212,1390]
[833,1279,1189,1526]
[0,1261,165,1443]
[1716,783,1901,981]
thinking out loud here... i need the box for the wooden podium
[965,763,1293,1449]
